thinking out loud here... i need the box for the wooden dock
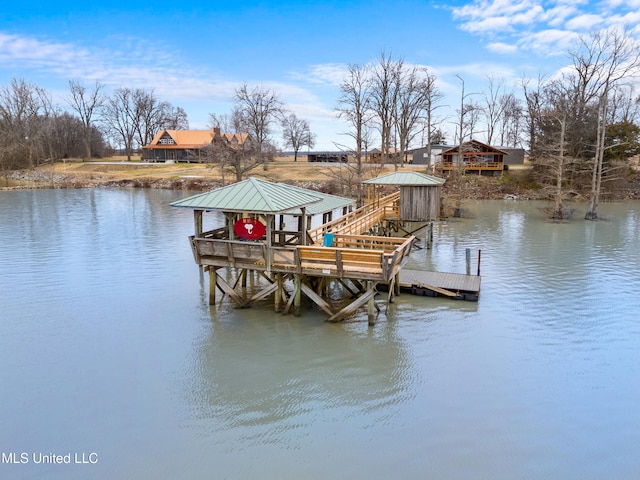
[396,269,481,301]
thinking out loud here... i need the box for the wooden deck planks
[399,269,481,294]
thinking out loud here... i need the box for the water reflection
[184,306,417,449]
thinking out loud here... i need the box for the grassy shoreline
[3,156,638,202]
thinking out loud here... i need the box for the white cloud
[565,13,604,30]
[0,33,92,71]
[449,0,640,57]
[487,42,519,54]
[542,5,580,27]
[301,64,348,87]
[519,29,581,55]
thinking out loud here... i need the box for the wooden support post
[466,248,471,275]
[367,281,376,326]
[194,210,203,237]
[274,273,283,313]
[208,267,217,305]
[293,275,302,316]
[394,272,400,297]
[241,268,248,293]
[427,222,433,250]
[195,210,204,274]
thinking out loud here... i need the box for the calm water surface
[1,189,639,479]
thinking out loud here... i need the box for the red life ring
[233,218,266,240]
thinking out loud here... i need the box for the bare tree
[420,71,444,174]
[566,28,640,220]
[482,75,522,146]
[455,75,482,171]
[133,90,188,148]
[608,84,640,124]
[209,109,261,182]
[234,83,283,171]
[103,88,137,161]
[535,81,581,220]
[0,78,47,171]
[336,63,373,206]
[67,80,104,161]
[369,52,403,168]
[395,65,434,168]
[498,92,524,147]
[281,113,315,162]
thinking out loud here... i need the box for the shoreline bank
[3,160,638,202]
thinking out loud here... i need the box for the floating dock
[397,269,481,301]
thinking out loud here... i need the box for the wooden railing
[296,234,413,281]
[189,233,414,282]
[307,191,400,244]
[437,161,503,170]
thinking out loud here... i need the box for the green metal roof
[362,171,445,186]
[278,184,355,215]
[170,177,323,214]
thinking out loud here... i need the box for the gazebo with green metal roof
[171,177,326,249]
[171,177,416,324]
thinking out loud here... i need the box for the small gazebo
[363,171,445,222]
[171,177,414,324]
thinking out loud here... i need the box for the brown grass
[43,157,424,185]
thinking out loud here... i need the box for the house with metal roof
[436,139,510,176]
[143,128,249,163]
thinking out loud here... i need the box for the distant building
[306,152,348,162]
[142,128,248,162]
[409,142,525,169]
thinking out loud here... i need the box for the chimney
[213,127,221,136]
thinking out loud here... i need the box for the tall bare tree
[395,65,433,168]
[234,83,283,171]
[132,90,189,148]
[67,80,104,161]
[281,113,315,162]
[498,92,524,147]
[209,109,261,182]
[369,52,403,168]
[0,78,47,170]
[103,88,137,161]
[455,75,482,171]
[534,80,582,220]
[420,71,444,174]
[607,84,640,124]
[570,29,640,220]
[336,63,373,206]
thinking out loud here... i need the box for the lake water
[1,188,639,480]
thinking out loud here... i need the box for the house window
[159,138,175,145]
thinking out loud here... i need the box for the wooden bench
[297,246,384,276]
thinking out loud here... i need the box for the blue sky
[1,0,639,150]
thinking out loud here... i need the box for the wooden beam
[327,288,376,323]
[215,274,245,306]
[416,283,458,297]
[300,282,334,316]
[239,282,279,308]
